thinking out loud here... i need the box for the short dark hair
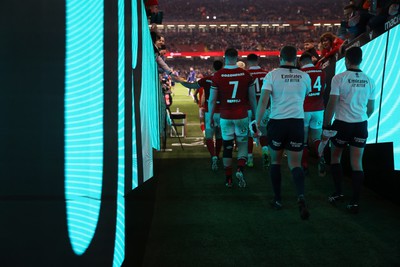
[299,52,313,62]
[213,60,223,71]
[247,53,258,62]
[280,46,297,62]
[224,47,238,58]
[346,46,362,65]
[304,38,314,43]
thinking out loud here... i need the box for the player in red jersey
[246,53,270,169]
[179,60,224,171]
[209,48,257,188]
[299,52,327,177]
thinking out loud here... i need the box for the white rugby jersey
[261,66,311,119]
[330,69,376,123]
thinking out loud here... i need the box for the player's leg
[309,110,325,176]
[214,113,223,159]
[204,111,217,171]
[259,108,270,169]
[286,119,309,220]
[220,118,235,187]
[347,121,368,213]
[247,110,254,167]
[267,119,284,209]
[302,112,311,174]
[234,117,249,188]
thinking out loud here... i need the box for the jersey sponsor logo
[290,141,302,148]
[221,73,245,77]
[348,79,368,87]
[281,74,302,82]
[227,99,241,103]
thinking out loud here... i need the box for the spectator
[316,32,344,68]
[303,38,321,64]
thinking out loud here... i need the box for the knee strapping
[223,140,234,158]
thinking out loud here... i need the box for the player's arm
[180,81,200,89]
[323,94,339,128]
[248,83,257,118]
[367,99,374,118]
[208,87,218,118]
[256,89,270,126]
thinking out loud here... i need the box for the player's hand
[249,120,261,138]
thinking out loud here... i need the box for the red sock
[205,139,215,157]
[224,166,233,177]
[313,139,321,156]
[248,137,254,154]
[302,146,309,169]
[215,139,223,158]
[200,123,205,132]
[260,136,268,147]
[238,158,246,169]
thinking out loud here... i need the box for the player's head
[213,60,223,71]
[279,46,297,64]
[303,39,315,50]
[299,52,313,67]
[345,46,362,66]
[247,53,259,67]
[224,47,238,64]
[320,32,335,50]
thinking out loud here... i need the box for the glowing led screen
[113,0,126,265]
[132,0,139,189]
[335,25,400,170]
[65,0,104,255]
[378,24,400,170]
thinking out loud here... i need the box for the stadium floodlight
[230,24,238,27]
[185,56,192,58]
[313,23,321,26]
[213,16,217,19]
[241,24,249,27]
[220,24,228,27]
[324,23,332,26]
[167,24,175,27]
[251,24,259,27]
[199,24,206,28]
[272,24,280,27]
[283,24,290,27]
[261,24,269,27]
[188,24,196,28]
[334,23,341,26]
[178,25,185,28]
[210,24,217,27]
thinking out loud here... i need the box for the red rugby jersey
[302,66,326,111]
[211,67,255,119]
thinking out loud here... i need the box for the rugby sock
[224,166,233,178]
[313,139,321,155]
[260,136,268,147]
[205,139,215,157]
[331,163,343,195]
[215,138,223,158]
[351,170,364,204]
[237,158,246,171]
[270,164,282,201]
[302,145,309,169]
[291,167,305,196]
[200,123,205,132]
[248,137,254,153]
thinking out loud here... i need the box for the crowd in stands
[159,0,345,22]
[162,26,340,53]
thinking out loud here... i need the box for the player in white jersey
[323,47,376,214]
[255,46,312,220]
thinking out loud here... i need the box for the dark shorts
[331,120,368,148]
[267,118,304,151]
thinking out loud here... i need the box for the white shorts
[199,107,205,119]
[304,110,324,129]
[220,117,249,141]
[205,112,220,129]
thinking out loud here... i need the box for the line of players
[177,45,375,219]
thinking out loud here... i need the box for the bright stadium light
[314,23,321,26]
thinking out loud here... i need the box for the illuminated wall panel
[132,0,139,189]
[379,25,400,170]
[65,0,104,255]
[335,32,388,144]
[113,0,126,265]
[140,4,160,182]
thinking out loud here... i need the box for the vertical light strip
[132,0,138,189]
[65,0,104,255]
[113,0,125,265]
[140,3,160,182]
